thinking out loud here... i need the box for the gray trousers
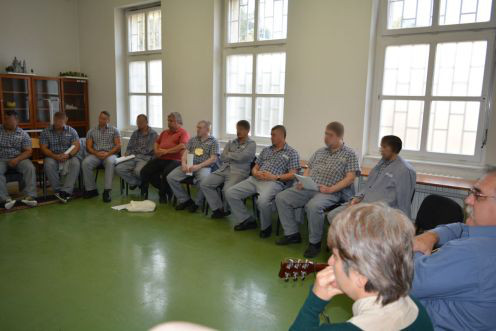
[0,159,37,200]
[167,166,211,205]
[115,158,148,186]
[275,187,341,244]
[200,168,248,211]
[226,176,285,230]
[44,157,80,195]
[82,154,117,191]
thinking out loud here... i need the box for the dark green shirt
[289,288,433,331]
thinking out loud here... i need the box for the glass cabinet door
[1,77,31,123]
[34,79,60,123]
[63,80,87,122]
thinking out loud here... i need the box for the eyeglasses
[468,188,496,202]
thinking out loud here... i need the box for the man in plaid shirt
[167,120,219,212]
[115,114,157,190]
[276,122,360,258]
[40,112,80,203]
[82,111,121,202]
[0,110,37,209]
[226,125,300,238]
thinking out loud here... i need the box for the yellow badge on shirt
[194,148,204,156]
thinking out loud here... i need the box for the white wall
[0,0,80,76]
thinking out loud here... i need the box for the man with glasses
[411,166,496,330]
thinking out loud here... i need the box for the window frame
[367,0,496,165]
[221,0,288,143]
[125,5,163,130]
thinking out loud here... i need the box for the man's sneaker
[211,208,228,219]
[21,196,38,207]
[103,189,112,203]
[276,233,302,245]
[234,217,257,231]
[303,242,322,259]
[4,198,16,210]
[259,225,272,238]
[84,189,99,199]
[54,191,68,204]
[175,199,194,211]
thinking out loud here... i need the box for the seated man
[40,112,81,203]
[141,112,189,204]
[276,122,360,258]
[82,111,121,203]
[115,114,157,190]
[167,120,219,213]
[290,203,433,331]
[0,110,37,208]
[200,120,256,219]
[226,125,300,238]
[411,167,496,330]
[327,135,416,222]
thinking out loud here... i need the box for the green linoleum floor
[0,180,353,331]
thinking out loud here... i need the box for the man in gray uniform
[82,111,121,203]
[0,110,37,209]
[167,120,219,213]
[115,114,157,190]
[40,112,80,203]
[328,135,416,222]
[275,122,360,258]
[200,120,256,219]
[226,125,300,238]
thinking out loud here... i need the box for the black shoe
[234,218,257,231]
[211,209,227,219]
[103,189,112,203]
[276,233,302,245]
[259,225,272,238]
[54,191,68,204]
[129,185,138,190]
[175,199,194,211]
[304,242,322,258]
[84,189,99,199]
[188,203,199,213]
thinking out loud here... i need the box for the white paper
[115,154,136,165]
[186,153,194,175]
[295,174,319,191]
[64,145,75,155]
[111,203,130,211]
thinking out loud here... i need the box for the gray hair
[198,120,212,131]
[328,203,415,306]
[168,112,183,125]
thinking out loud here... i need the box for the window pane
[258,0,288,40]
[256,52,286,94]
[148,60,162,93]
[147,9,162,51]
[129,61,146,93]
[128,12,145,52]
[227,54,253,93]
[226,97,252,134]
[432,41,487,97]
[379,100,424,150]
[439,0,492,25]
[382,44,429,96]
[387,0,433,29]
[427,101,480,155]
[228,0,255,43]
[148,95,163,128]
[255,97,284,137]
[129,95,146,126]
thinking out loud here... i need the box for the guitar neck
[313,263,328,273]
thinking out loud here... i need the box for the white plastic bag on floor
[111,200,156,212]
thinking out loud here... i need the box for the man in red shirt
[140,112,190,203]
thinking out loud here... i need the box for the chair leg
[120,179,124,195]
[252,195,258,221]
[276,217,281,236]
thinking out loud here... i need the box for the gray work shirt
[217,138,256,176]
[358,156,416,218]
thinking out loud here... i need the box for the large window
[369,0,495,163]
[223,0,288,139]
[126,6,162,128]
